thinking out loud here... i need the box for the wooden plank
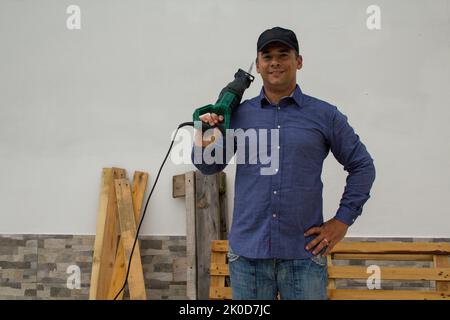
[172,173,186,198]
[328,289,450,300]
[218,172,229,239]
[209,286,232,300]
[108,171,148,299]
[333,253,434,261]
[130,171,149,222]
[211,240,229,252]
[89,168,113,300]
[185,171,196,300]
[331,242,450,254]
[210,262,229,276]
[195,171,221,300]
[328,266,450,281]
[434,255,450,292]
[89,167,125,300]
[327,254,336,290]
[210,252,227,299]
[114,178,146,300]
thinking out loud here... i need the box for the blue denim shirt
[191,85,376,259]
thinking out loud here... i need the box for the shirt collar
[259,84,304,108]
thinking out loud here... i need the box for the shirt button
[273,191,277,194]
[277,125,281,129]
[273,213,277,218]
[277,146,280,149]
[277,107,281,110]
[275,168,278,172]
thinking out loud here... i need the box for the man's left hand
[304,218,349,256]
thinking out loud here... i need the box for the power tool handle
[196,120,225,136]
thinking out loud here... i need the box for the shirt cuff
[334,205,359,226]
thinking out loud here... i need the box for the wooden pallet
[209,240,450,300]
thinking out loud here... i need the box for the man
[192,27,376,300]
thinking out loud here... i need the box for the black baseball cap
[257,27,299,53]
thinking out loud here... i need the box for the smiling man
[192,27,376,300]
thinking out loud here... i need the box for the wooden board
[89,168,113,299]
[211,240,228,252]
[172,174,186,198]
[434,255,450,291]
[114,178,146,300]
[210,286,232,300]
[210,262,229,276]
[184,171,196,300]
[218,172,229,240]
[210,257,228,299]
[328,266,450,281]
[130,171,149,223]
[333,253,434,261]
[327,255,336,290]
[89,167,125,299]
[331,242,450,254]
[195,171,221,300]
[328,289,450,300]
[108,171,148,299]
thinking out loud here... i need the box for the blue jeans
[228,249,328,300]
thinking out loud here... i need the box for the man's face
[256,42,302,89]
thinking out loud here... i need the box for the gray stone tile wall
[0,234,187,300]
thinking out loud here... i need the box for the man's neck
[263,83,297,105]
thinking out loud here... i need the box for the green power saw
[192,63,255,134]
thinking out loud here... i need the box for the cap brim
[258,39,296,52]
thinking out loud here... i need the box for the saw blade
[247,61,254,74]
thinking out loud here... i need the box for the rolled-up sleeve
[329,107,376,226]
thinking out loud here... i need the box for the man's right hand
[200,113,224,126]
[194,113,224,147]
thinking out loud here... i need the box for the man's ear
[297,55,303,70]
[255,56,261,74]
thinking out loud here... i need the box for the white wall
[0,0,449,237]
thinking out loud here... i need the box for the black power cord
[113,121,196,300]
